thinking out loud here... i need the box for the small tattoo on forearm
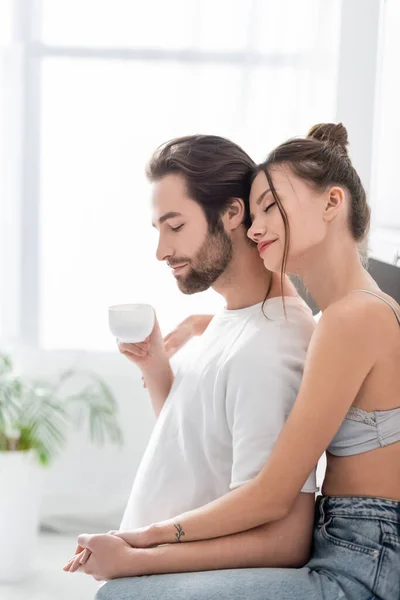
[174,523,185,542]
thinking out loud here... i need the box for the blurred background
[0,0,399,598]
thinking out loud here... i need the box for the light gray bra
[327,290,400,457]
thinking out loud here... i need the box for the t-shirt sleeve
[224,334,317,493]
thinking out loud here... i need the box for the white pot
[0,450,46,582]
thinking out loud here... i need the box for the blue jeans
[97,496,400,600]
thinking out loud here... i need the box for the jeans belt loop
[319,496,326,525]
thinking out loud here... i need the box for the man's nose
[156,237,173,262]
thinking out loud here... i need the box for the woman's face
[247,166,331,274]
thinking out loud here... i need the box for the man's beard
[173,226,233,294]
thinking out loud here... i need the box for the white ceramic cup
[108,303,155,343]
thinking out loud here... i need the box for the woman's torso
[322,291,400,500]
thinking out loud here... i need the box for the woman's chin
[262,256,283,274]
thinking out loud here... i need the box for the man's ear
[222,198,246,231]
[323,186,346,224]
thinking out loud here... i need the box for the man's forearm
[142,357,174,417]
[130,506,313,576]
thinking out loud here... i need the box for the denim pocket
[373,532,400,600]
[320,516,382,558]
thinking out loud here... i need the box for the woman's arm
[136,297,396,546]
[129,493,314,575]
[66,493,314,576]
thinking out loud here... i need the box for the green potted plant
[0,353,123,582]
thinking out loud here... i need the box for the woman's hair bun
[307,122,349,154]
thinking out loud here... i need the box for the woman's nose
[247,221,266,242]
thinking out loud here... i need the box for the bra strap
[353,289,400,326]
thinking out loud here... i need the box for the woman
[77,124,400,599]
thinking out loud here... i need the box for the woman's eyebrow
[255,188,272,205]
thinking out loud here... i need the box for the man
[65,135,317,586]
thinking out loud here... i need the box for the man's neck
[212,241,284,310]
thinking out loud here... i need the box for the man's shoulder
[222,301,315,371]
[233,300,314,346]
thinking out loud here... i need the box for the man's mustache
[167,259,191,268]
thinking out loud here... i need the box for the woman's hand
[164,315,213,358]
[63,534,139,580]
[107,527,156,548]
[107,523,185,548]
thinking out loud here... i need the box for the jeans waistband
[316,495,400,525]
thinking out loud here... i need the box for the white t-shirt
[121,296,318,530]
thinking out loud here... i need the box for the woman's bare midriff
[322,443,400,501]
[322,320,400,501]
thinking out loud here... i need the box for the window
[38,0,341,350]
[0,0,14,338]
[368,0,400,263]
[375,0,400,230]
[3,0,343,350]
